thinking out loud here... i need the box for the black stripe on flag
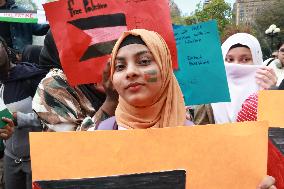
[68,13,127,61]
[34,170,186,189]
[80,40,117,61]
[67,13,126,30]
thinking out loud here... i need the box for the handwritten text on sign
[174,20,230,105]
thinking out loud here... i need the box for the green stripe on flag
[0,17,38,23]
[0,108,13,128]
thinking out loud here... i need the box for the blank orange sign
[258,90,284,128]
[30,121,268,189]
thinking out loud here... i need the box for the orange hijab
[110,29,186,129]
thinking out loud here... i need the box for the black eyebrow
[115,50,152,61]
[114,57,125,61]
[135,50,151,57]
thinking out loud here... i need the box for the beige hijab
[110,29,186,129]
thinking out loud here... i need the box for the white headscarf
[221,33,263,65]
[211,33,263,123]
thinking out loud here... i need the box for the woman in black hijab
[32,29,118,131]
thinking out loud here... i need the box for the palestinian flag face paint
[68,13,127,61]
[0,98,13,128]
[144,70,158,83]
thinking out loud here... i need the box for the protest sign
[0,10,47,24]
[258,90,284,128]
[30,121,268,189]
[174,20,230,105]
[43,0,177,85]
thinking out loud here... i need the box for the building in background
[233,0,279,25]
[204,0,212,6]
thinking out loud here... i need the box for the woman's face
[112,44,162,107]
[225,47,253,65]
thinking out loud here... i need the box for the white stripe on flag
[0,12,37,19]
[84,26,127,45]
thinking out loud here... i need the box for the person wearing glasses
[265,42,284,86]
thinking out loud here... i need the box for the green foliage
[222,24,254,43]
[169,0,185,25]
[254,0,284,58]
[191,0,232,35]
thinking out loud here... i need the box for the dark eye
[138,58,151,65]
[225,57,234,63]
[242,58,251,62]
[114,61,126,72]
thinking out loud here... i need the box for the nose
[233,61,241,64]
[126,62,140,79]
[230,60,244,64]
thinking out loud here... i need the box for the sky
[173,0,236,15]
[34,0,235,12]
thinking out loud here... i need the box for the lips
[125,82,143,89]
[125,82,144,91]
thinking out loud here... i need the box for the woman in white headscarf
[194,33,277,125]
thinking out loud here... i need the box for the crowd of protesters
[0,1,283,189]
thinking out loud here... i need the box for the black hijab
[22,45,43,65]
[39,29,61,70]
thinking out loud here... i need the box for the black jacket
[1,62,47,159]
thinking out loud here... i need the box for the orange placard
[43,0,177,85]
[258,90,284,128]
[30,121,268,189]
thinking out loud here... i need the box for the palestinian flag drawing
[0,98,13,128]
[33,170,186,189]
[68,13,127,62]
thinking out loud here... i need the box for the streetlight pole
[265,24,281,52]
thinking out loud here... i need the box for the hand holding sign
[0,117,15,140]
[0,98,15,139]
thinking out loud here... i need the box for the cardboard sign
[258,90,284,128]
[0,98,13,128]
[43,0,177,85]
[30,121,268,189]
[174,20,230,105]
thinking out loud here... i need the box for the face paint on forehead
[144,70,158,83]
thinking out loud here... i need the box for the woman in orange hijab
[94,29,190,130]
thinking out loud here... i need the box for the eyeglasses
[279,48,284,53]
